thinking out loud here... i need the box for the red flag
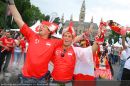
[108,20,126,35]
[110,25,121,34]
[95,31,105,44]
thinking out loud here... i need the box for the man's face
[38,24,50,36]
[80,40,86,47]
[6,32,11,38]
[62,32,73,47]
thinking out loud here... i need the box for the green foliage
[53,17,60,24]
[0,0,45,29]
[22,5,44,26]
[107,30,120,44]
[44,15,50,21]
[0,1,7,29]
[0,0,61,30]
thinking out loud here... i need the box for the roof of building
[64,20,99,30]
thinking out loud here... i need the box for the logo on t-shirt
[46,42,51,46]
[68,53,72,56]
[35,39,39,44]
[56,50,61,55]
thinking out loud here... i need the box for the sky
[31,0,130,26]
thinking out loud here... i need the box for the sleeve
[0,37,4,41]
[73,46,93,63]
[73,46,95,76]
[53,39,63,48]
[20,24,35,42]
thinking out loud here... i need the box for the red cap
[35,21,59,34]
[62,21,76,37]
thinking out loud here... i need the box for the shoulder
[50,38,62,42]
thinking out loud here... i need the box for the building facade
[63,0,98,41]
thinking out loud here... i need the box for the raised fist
[0,0,6,3]
[0,0,14,5]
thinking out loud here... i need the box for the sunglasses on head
[61,49,66,57]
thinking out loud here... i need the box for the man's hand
[83,31,90,38]
[7,0,14,5]
[1,0,14,5]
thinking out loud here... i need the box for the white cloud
[110,0,130,6]
[31,0,130,26]
[86,6,130,26]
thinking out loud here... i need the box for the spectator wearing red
[7,0,63,85]
[0,32,15,72]
[50,23,98,86]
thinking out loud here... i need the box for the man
[50,25,100,86]
[5,0,62,85]
[117,47,127,80]
[0,32,15,72]
[5,0,81,85]
[120,34,130,86]
[80,39,90,48]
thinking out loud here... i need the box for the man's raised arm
[7,0,24,28]
[122,34,127,49]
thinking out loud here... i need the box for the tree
[0,0,45,29]
[22,5,44,26]
[0,1,7,29]
[44,15,50,21]
[107,30,120,44]
[0,0,60,30]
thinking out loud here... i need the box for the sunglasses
[61,49,66,57]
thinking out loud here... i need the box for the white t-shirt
[108,46,111,54]
[124,47,130,69]
[72,46,95,77]
[120,50,127,61]
[125,47,130,58]
[14,39,21,53]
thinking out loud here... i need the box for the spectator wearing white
[120,33,130,86]
[13,36,22,67]
[117,47,127,80]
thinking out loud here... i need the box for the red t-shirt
[20,24,62,79]
[0,36,14,51]
[51,46,76,82]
